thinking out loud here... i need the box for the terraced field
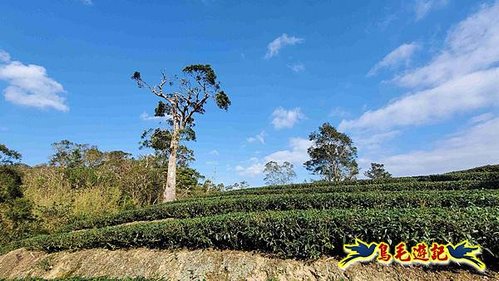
[1,169,498,271]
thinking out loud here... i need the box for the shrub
[0,166,23,203]
[60,189,499,232]
[4,207,497,263]
[197,179,499,198]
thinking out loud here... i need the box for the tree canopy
[304,123,358,182]
[0,144,22,165]
[131,64,231,202]
[263,161,296,185]
[364,162,392,180]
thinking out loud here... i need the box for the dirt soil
[0,247,497,281]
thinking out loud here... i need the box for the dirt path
[0,248,497,280]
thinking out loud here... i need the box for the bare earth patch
[0,248,497,281]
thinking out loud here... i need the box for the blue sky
[1,0,499,186]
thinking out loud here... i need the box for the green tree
[364,162,392,180]
[49,140,91,168]
[304,123,358,182]
[224,181,249,191]
[0,166,23,203]
[0,144,22,165]
[140,128,195,167]
[263,161,296,185]
[0,164,38,244]
[132,65,231,202]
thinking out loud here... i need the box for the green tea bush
[199,179,499,198]
[60,188,499,232]
[4,207,497,262]
[224,171,499,194]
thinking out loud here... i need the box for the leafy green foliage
[304,123,358,182]
[60,188,499,232]
[4,207,497,262]
[182,64,218,86]
[364,162,391,179]
[140,128,195,167]
[49,140,91,168]
[0,167,39,245]
[263,161,296,185]
[0,144,22,165]
[3,163,498,269]
[204,178,499,198]
[0,166,23,203]
[176,166,205,197]
[132,64,231,202]
[215,91,231,110]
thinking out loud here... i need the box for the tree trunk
[163,130,180,202]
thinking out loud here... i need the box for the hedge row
[195,180,499,199]
[218,171,499,194]
[5,207,498,262]
[60,189,499,232]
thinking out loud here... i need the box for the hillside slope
[1,248,497,281]
[1,167,498,280]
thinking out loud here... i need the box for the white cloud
[265,33,304,59]
[236,137,312,177]
[209,149,219,156]
[469,112,495,125]
[329,107,350,118]
[0,51,68,112]
[0,50,10,63]
[368,43,419,76]
[236,163,265,177]
[355,130,400,151]
[288,63,305,73]
[271,107,305,129]
[396,2,499,88]
[414,0,449,21]
[341,3,499,132]
[247,131,266,144]
[264,137,312,164]
[340,68,499,131]
[378,116,499,176]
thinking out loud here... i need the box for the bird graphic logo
[338,238,378,269]
[338,239,486,271]
[446,240,486,271]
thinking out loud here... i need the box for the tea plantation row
[3,207,497,262]
[195,179,499,198]
[215,171,499,196]
[61,188,499,232]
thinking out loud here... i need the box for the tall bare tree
[131,65,231,202]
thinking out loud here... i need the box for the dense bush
[60,189,499,232]
[197,179,499,198]
[0,166,23,203]
[225,171,499,194]
[4,207,497,262]
[0,166,40,245]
